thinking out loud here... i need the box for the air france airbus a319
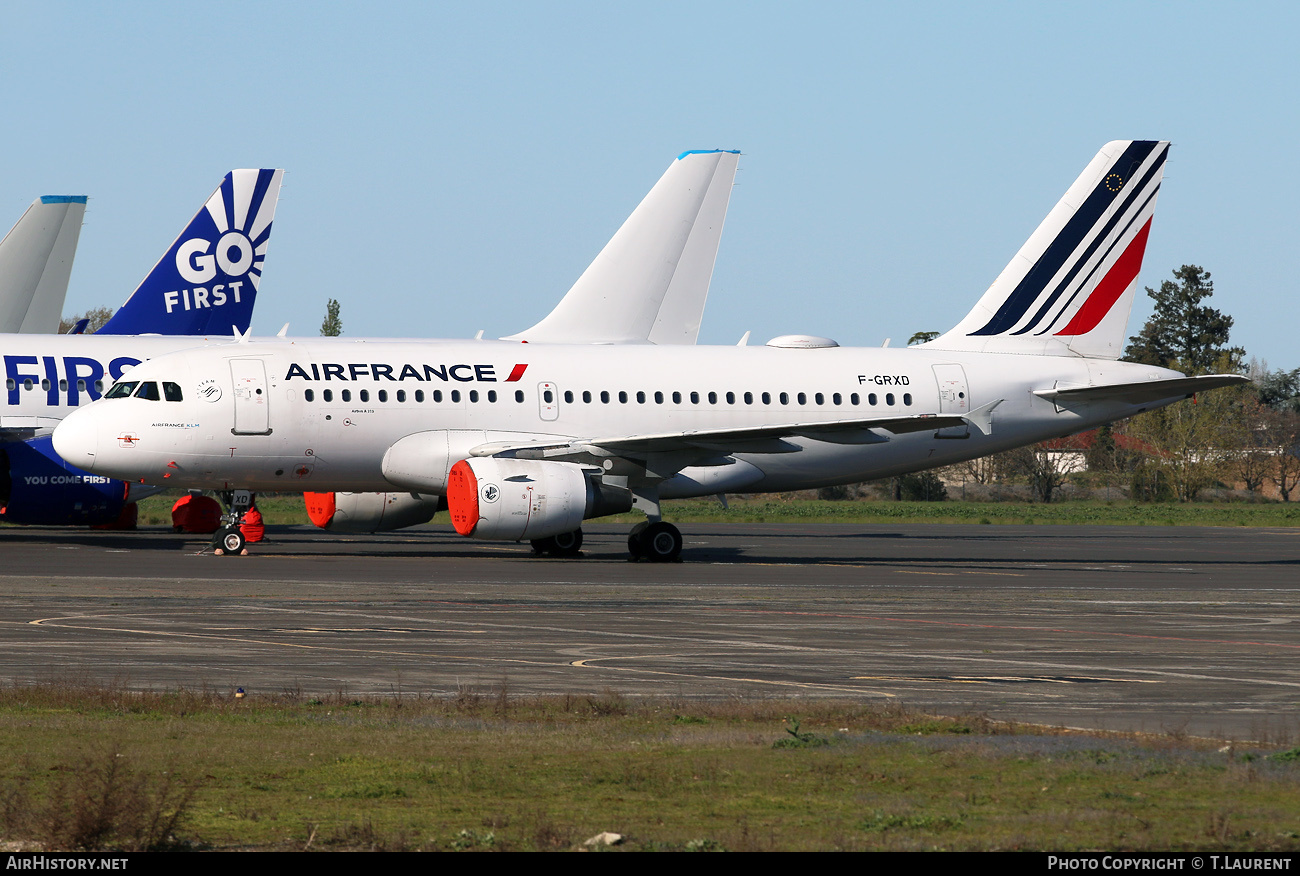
[54,141,1246,560]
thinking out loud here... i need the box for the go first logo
[164,234,250,314]
[161,168,281,316]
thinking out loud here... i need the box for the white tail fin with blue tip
[0,196,86,334]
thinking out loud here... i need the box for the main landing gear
[531,528,584,558]
[528,521,683,562]
[627,521,683,563]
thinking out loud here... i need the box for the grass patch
[1,684,1299,851]
[133,493,309,527]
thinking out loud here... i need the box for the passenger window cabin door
[537,382,559,421]
[932,363,970,439]
[230,359,272,435]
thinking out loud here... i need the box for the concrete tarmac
[1,522,1297,740]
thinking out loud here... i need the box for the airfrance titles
[284,363,529,383]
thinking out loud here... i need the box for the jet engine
[445,457,632,541]
[304,491,443,533]
[0,436,133,526]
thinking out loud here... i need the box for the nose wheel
[213,526,247,556]
[627,521,682,562]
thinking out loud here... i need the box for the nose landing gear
[212,489,253,556]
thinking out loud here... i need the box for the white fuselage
[53,337,1184,497]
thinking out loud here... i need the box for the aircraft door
[230,358,272,435]
[538,382,559,421]
[933,364,970,439]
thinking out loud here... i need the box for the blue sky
[2,2,1295,367]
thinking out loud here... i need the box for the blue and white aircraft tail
[0,196,86,334]
[97,169,284,336]
[928,140,1168,360]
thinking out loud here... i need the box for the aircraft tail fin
[0,196,86,334]
[97,169,284,336]
[926,140,1169,359]
[502,149,739,345]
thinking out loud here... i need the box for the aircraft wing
[1033,374,1248,406]
[0,415,59,443]
[471,406,999,463]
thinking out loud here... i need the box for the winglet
[962,399,1004,436]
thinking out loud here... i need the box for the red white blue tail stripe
[929,141,1168,359]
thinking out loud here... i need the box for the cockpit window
[133,382,160,401]
[104,381,138,399]
[163,382,183,402]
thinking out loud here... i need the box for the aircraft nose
[52,407,100,471]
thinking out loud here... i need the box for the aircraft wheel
[214,527,247,556]
[530,536,556,556]
[627,521,650,561]
[550,528,583,557]
[637,522,682,563]
[626,519,681,558]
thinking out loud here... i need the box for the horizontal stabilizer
[1033,374,1248,406]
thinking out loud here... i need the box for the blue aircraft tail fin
[97,169,284,336]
